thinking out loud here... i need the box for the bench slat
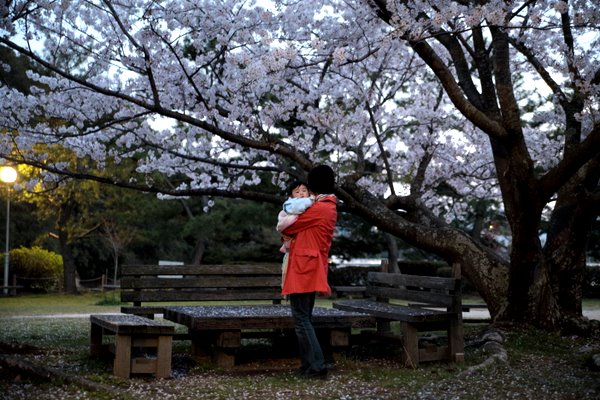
[368,271,459,291]
[121,264,281,276]
[121,289,282,303]
[366,286,454,307]
[121,275,281,289]
[333,299,454,323]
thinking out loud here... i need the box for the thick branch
[490,27,522,132]
[429,27,484,110]
[408,39,506,138]
[472,26,499,114]
[507,37,566,103]
[366,101,395,195]
[2,154,286,205]
[538,123,600,200]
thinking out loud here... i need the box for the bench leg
[448,318,465,363]
[155,335,173,378]
[114,334,132,378]
[90,322,104,356]
[401,323,418,368]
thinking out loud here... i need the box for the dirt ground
[1,320,600,400]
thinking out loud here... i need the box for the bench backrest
[366,263,462,313]
[120,263,283,307]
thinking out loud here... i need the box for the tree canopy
[0,0,598,331]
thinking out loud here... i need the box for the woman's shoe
[303,367,328,380]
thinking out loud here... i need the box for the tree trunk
[58,228,78,294]
[190,236,207,266]
[113,244,119,284]
[56,201,78,294]
[544,175,595,322]
[385,233,399,273]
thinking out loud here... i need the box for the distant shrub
[8,246,63,292]
[96,291,122,305]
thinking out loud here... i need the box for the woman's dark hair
[307,165,335,194]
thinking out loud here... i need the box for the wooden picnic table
[162,304,375,367]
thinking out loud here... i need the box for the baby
[276,180,314,287]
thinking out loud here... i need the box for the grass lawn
[0,291,123,316]
[584,298,600,309]
[1,292,599,400]
[0,291,349,317]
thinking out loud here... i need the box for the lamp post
[0,166,17,295]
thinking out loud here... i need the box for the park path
[464,308,600,321]
[1,309,599,320]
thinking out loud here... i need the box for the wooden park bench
[330,260,390,299]
[119,263,285,318]
[91,263,375,370]
[333,262,464,367]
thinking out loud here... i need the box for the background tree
[0,1,598,331]
[16,149,103,293]
[100,218,134,285]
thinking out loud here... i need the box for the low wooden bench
[90,314,175,379]
[333,263,464,367]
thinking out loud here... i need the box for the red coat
[281,195,337,295]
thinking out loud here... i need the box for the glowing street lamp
[1,166,17,295]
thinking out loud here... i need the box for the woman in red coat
[281,165,336,379]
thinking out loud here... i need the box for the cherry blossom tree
[0,0,598,331]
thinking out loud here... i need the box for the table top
[163,304,375,330]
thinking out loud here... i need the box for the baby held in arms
[276,180,314,287]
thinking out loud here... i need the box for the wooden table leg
[214,331,241,368]
[191,331,214,358]
[401,322,418,368]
